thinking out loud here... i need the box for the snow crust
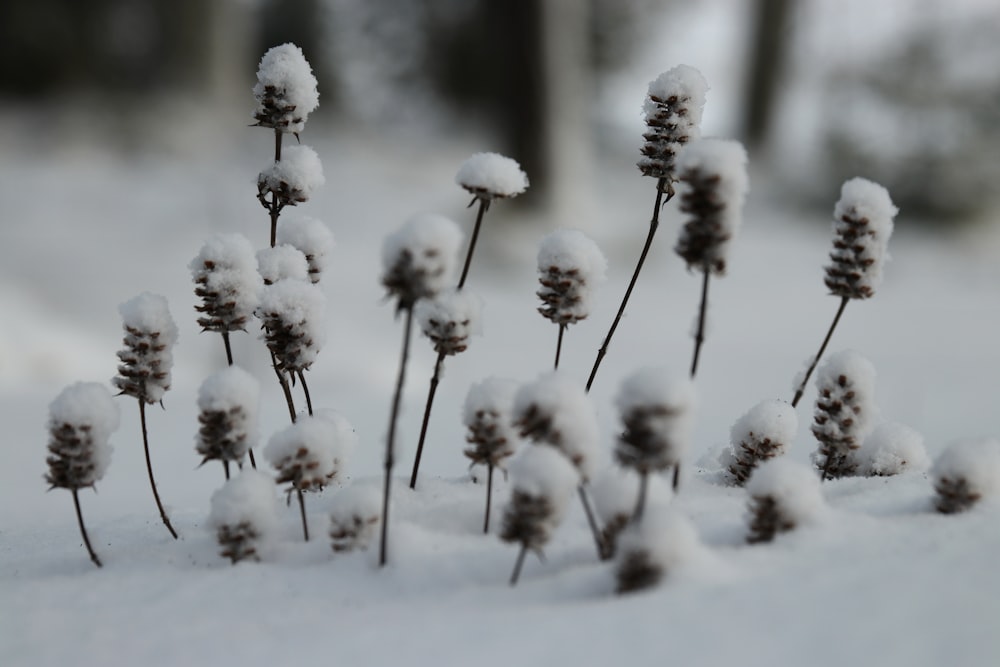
[415,287,484,353]
[276,217,335,284]
[932,438,1000,497]
[257,245,310,285]
[507,445,579,509]
[862,422,930,476]
[381,213,463,300]
[455,152,529,199]
[253,43,320,134]
[208,469,280,535]
[190,233,262,330]
[47,382,120,484]
[259,145,325,203]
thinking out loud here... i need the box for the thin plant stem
[554,324,566,371]
[791,296,850,408]
[409,352,445,489]
[270,351,297,423]
[72,489,102,568]
[248,449,257,470]
[586,178,670,392]
[509,544,529,587]
[297,487,309,541]
[380,306,415,567]
[298,370,313,416]
[578,484,609,561]
[269,130,283,248]
[221,331,234,366]
[672,463,681,491]
[483,464,494,534]
[139,400,178,539]
[690,267,711,378]
[458,198,490,289]
[223,460,231,481]
[632,471,649,522]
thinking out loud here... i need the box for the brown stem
[271,351,297,423]
[792,296,850,407]
[483,464,494,534]
[554,324,566,371]
[586,178,670,392]
[269,130,283,247]
[139,401,178,539]
[458,198,490,289]
[578,483,609,561]
[221,331,234,366]
[248,448,257,470]
[509,543,529,587]
[632,470,649,522]
[298,370,313,416]
[72,489,102,568]
[673,463,681,491]
[297,487,309,541]
[381,306,415,567]
[409,352,445,490]
[690,268,711,378]
[223,460,231,481]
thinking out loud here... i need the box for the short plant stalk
[792,296,850,407]
[271,351,297,423]
[221,331,234,366]
[381,307,415,567]
[409,352,445,489]
[298,371,314,416]
[578,484,609,560]
[690,267,711,378]
[458,198,490,289]
[297,487,309,541]
[483,464,494,534]
[554,324,566,371]
[72,489,102,568]
[509,544,529,587]
[139,401,178,539]
[632,471,649,522]
[223,460,231,481]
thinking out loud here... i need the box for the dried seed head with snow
[190,234,263,335]
[416,288,483,356]
[811,350,878,480]
[725,399,798,486]
[500,445,579,556]
[861,422,929,477]
[257,145,325,212]
[536,229,607,326]
[637,64,709,187]
[195,366,260,469]
[209,470,280,564]
[674,139,749,275]
[463,377,520,471]
[825,178,897,300]
[276,216,335,284]
[329,486,381,553]
[45,382,120,491]
[113,292,179,405]
[257,245,310,285]
[381,214,463,312]
[592,467,670,558]
[264,415,349,493]
[614,367,696,475]
[252,43,320,134]
[256,279,326,375]
[455,152,529,202]
[745,458,825,544]
[616,507,700,594]
[513,372,600,481]
[932,438,1000,514]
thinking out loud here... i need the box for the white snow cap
[264,415,349,490]
[814,349,878,437]
[208,469,280,535]
[615,366,697,469]
[257,245,310,285]
[253,43,320,134]
[617,505,701,574]
[455,152,529,200]
[536,229,607,324]
[329,485,381,551]
[591,466,670,525]
[826,177,897,299]
[197,366,261,454]
[463,376,519,429]
[276,217,335,284]
[638,64,709,179]
[415,288,484,354]
[259,145,325,204]
[932,438,1000,498]
[119,292,179,345]
[730,399,798,454]
[381,213,463,302]
[48,382,120,485]
[646,64,709,119]
[256,279,327,372]
[190,233,263,329]
[513,372,601,481]
[508,445,580,510]
[862,422,930,476]
[115,292,179,404]
[746,458,826,525]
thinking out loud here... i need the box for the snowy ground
[2,114,1000,666]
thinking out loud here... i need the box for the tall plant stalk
[139,401,178,539]
[689,267,711,378]
[381,307,415,567]
[409,352,445,489]
[791,296,849,408]
[458,198,489,289]
[72,489,102,568]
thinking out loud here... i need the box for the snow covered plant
[329,486,381,553]
[195,366,260,480]
[113,292,180,539]
[586,64,708,392]
[535,229,607,370]
[745,459,825,544]
[614,367,695,518]
[592,468,669,559]
[932,438,1000,514]
[45,382,120,567]
[723,399,798,486]
[860,422,929,477]
[257,245,310,285]
[616,507,700,595]
[264,415,350,541]
[791,178,897,407]
[811,350,877,480]
[462,377,520,533]
[501,445,579,586]
[276,216,335,284]
[257,146,325,217]
[674,138,749,377]
[190,233,263,366]
[454,152,528,288]
[209,470,280,564]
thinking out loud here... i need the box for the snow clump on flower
[638,64,709,184]
[264,415,350,493]
[616,506,700,594]
[381,213,463,311]
[536,229,607,325]
[276,216,335,284]
[329,485,382,553]
[257,245,310,285]
[258,145,325,208]
[591,467,670,558]
[811,349,878,480]
[724,399,798,486]
[861,422,929,477]
[46,382,120,490]
[932,437,1000,514]
[196,366,260,469]
[614,366,696,475]
[500,445,580,558]
[825,177,897,300]
[745,458,825,544]
[190,233,263,334]
[456,152,529,200]
[209,469,280,563]
[463,377,520,472]
[256,279,326,374]
[416,288,483,356]
[113,292,179,404]
[252,42,320,134]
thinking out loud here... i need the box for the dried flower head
[45,382,119,490]
[811,350,877,480]
[637,64,709,186]
[256,279,326,375]
[462,377,519,470]
[329,486,381,553]
[825,178,897,300]
[500,446,578,555]
[416,288,483,356]
[861,422,929,477]
[536,229,607,326]
[209,470,279,564]
[614,367,696,475]
[616,507,699,594]
[252,43,320,134]
[276,216,335,284]
[257,145,325,213]
[264,416,346,493]
[456,152,529,201]
[725,399,798,486]
[745,459,825,544]
[113,292,179,405]
[190,234,262,335]
[381,214,463,312]
[932,438,1000,514]
[195,366,260,469]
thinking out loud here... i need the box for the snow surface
[455,152,529,200]
[258,145,325,204]
[276,216,335,284]
[253,43,320,134]
[46,382,120,487]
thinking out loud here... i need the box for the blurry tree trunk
[742,0,794,151]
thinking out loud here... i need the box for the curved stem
[483,464,494,534]
[554,324,566,371]
[72,489,102,568]
[792,296,850,408]
[271,351,297,423]
[139,401,178,539]
[409,352,445,489]
[381,306,415,567]
[690,268,711,378]
[298,370,314,416]
[221,331,234,366]
[458,198,490,289]
[297,487,309,541]
[509,544,529,587]
[578,483,609,561]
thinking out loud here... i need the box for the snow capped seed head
[196,366,260,467]
[113,292,179,404]
[614,367,696,475]
[264,415,348,492]
[415,288,483,356]
[463,377,520,470]
[500,445,579,553]
[46,382,120,490]
[591,467,671,558]
[932,437,1000,514]
[616,506,700,594]
[190,233,263,334]
[329,485,381,553]
[209,469,280,564]
[257,145,325,211]
[675,138,749,275]
[861,422,929,477]
[825,177,897,300]
[513,372,600,481]
[381,213,463,311]
[257,245,310,285]
[256,279,326,374]
[276,216,335,284]
[812,349,878,480]
[252,42,320,134]
[638,64,709,184]
[456,152,529,201]
[726,399,798,486]
[745,458,825,544]
[536,229,607,325]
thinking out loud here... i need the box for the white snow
[314,409,359,463]
[259,145,325,203]
[114,292,179,404]
[264,415,349,491]
[862,422,930,476]
[207,469,280,543]
[47,382,120,486]
[828,177,897,298]
[455,152,529,200]
[506,444,580,511]
[745,458,826,526]
[190,233,262,330]
[638,64,709,179]
[257,245,310,285]
[590,466,670,526]
[730,399,798,457]
[415,287,484,354]
[614,366,697,471]
[645,64,710,116]
[381,213,463,300]
[117,291,179,345]
[813,348,879,440]
[196,366,260,458]
[616,504,702,579]
[253,43,320,134]
[328,484,381,552]
[256,279,327,372]
[536,228,607,324]
[462,376,520,468]
[932,437,1000,499]
[276,216,335,284]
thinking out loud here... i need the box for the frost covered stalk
[454,152,528,289]
[811,350,877,481]
[379,214,462,566]
[674,138,749,378]
[535,229,607,370]
[932,438,1000,514]
[791,178,897,407]
[252,42,321,247]
[462,378,519,533]
[614,367,695,516]
[209,470,279,564]
[745,459,825,544]
[196,366,260,480]
[616,508,699,595]
[513,373,607,559]
[113,292,180,539]
[586,64,708,392]
[724,399,798,486]
[329,486,381,553]
[45,383,120,567]
[500,445,579,586]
